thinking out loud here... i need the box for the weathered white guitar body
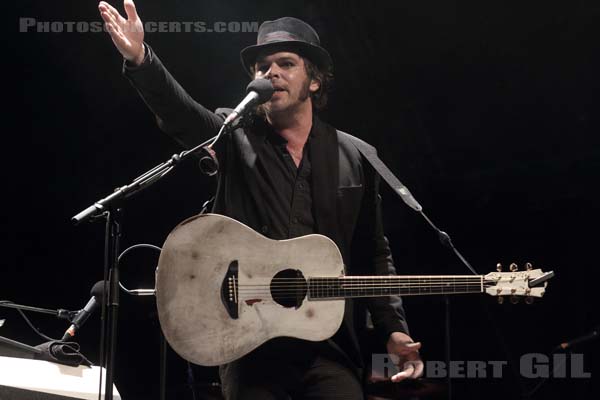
[156,214,552,366]
[156,214,345,366]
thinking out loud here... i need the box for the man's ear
[309,79,321,93]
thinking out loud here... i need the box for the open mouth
[271,88,286,99]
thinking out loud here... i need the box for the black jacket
[123,44,409,369]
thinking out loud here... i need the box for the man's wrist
[131,44,146,66]
[123,43,151,72]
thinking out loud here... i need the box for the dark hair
[302,56,334,110]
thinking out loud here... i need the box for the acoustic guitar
[155,214,552,366]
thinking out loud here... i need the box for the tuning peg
[525,297,534,305]
[510,296,519,304]
[526,262,533,271]
[497,297,504,304]
[496,263,502,272]
[510,263,518,272]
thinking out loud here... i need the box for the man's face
[254,51,320,115]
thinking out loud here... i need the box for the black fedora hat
[240,17,333,76]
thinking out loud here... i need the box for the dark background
[5,0,599,399]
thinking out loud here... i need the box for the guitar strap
[343,132,423,212]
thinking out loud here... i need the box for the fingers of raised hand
[100,12,122,39]
[123,0,139,21]
[98,2,126,26]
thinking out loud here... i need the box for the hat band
[260,31,303,44]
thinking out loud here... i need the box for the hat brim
[240,40,332,77]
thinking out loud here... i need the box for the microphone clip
[57,309,78,322]
[198,146,219,177]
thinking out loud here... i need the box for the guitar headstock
[484,263,554,304]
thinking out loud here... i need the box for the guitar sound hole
[270,269,307,309]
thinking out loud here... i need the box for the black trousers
[219,340,364,400]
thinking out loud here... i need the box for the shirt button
[261,225,269,234]
[298,183,304,190]
[292,217,299,224]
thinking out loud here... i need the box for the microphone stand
[330,132,480,400]
[0,302,76,321]
[418,212,479,400]
[522,325,599,399]
[71,133,220,400]
[415,212,478,400]
[377,172,479,400]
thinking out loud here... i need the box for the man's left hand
[386,331,424,382]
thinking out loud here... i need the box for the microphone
[558,326,599,351]
[61,281,105,342]
[223,79,274,127]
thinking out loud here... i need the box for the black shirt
[243,116,325,363]
[257,119,315,240]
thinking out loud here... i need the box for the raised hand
[98,0,145,65]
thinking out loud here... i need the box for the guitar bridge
[220,260,239,319]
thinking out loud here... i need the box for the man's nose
[265,63,281,78]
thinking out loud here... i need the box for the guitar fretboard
[307,276,484,300]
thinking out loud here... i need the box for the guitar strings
[235,277,488,297]
[238,280,484,289]
[235,276,485,280]
[238,281,484,288]
[238,279,485,288]
[235,288,485,300]
[237,277,485,284]
[239,286,485,292]
[237,282,486,297]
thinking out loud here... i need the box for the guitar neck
[308,275,484,300]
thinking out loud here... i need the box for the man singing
[98,1,423,398]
